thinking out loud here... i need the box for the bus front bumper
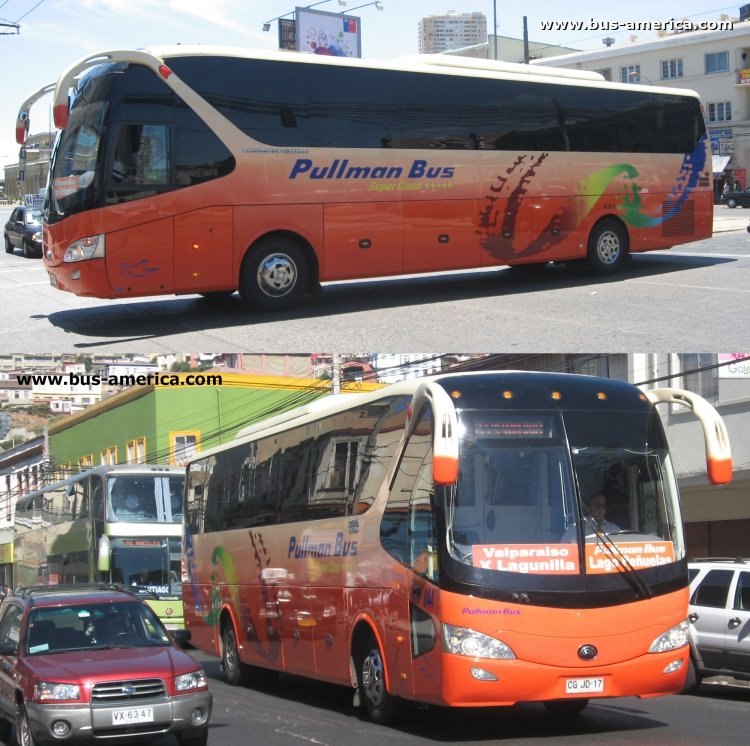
[438,647,689,707]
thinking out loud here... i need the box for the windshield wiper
[584,517,653,599]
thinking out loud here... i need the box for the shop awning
[712,155,731,175]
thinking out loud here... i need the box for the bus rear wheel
[586,218,628,274]
[239,238,310,311]
[356,633,403,725]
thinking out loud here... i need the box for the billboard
[295,7,362,57]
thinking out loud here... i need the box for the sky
[0,0,741,170]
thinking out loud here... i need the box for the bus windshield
[110,537,181,597]
[107,474,184,522]
[446,407,681,583]
[47,66,119,220]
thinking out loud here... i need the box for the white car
[686,558,750,689]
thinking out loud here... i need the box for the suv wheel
[17,705,36,746]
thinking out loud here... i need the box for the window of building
[661,58,684,79]
[125,436,147,464]
[671,353,719,404]
[620,64,641,83]
[100,446,117,465]
[707,102,732,122]
[172,432,200,464]
[705,51,729,74]
[77,454,93,469]
[594,68,612,81]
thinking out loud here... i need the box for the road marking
[0,281,50,289]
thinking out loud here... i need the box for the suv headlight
[649,620,689,653]
[63,234,105,262]
[442,623,516,659]
[175,669,208,691]
[35,682,81,701]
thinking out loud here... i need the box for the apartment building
[418,11,487,54]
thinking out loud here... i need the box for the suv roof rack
[690,557,748,564]
[13,583,144,603]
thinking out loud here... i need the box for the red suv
[0,585,212,746]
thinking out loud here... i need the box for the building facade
[418,11,487,54]
[533,20,750,200]
[45,372,383,472]
[3,131,53,203]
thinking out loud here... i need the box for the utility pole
[331,353,341,394]
[493,0,498,60]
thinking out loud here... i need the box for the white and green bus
[13,464,185,629]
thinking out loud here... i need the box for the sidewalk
[713,209,749,233]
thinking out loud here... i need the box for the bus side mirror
[97,535,111,573]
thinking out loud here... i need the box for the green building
[47,372,381,471]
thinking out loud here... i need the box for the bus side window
[112,123,170,186]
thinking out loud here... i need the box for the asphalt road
[2,205,748,351]
[176,652,750,746]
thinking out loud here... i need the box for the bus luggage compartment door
[322,202,403,281]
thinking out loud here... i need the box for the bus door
[278,581,316,678]
[322,202,403,281]
[380,403,443,702]
[172,206,234,293]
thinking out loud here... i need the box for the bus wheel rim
[597,231,620,264]
[362,648,385,706]
[225,630,238,672]
[257,253,297,297]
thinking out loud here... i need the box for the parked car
[719,188,750,208]
[3,205,43,257]
[0,584,212,746]
[684,558,750,690]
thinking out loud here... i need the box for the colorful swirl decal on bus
[477,135,708,260]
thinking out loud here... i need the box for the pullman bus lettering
[288,158,455,181]
[288,531,358,559]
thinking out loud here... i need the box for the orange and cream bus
[181,371,731,723]
[17,48,711,310]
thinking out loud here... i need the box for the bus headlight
[648,620,689,653]
[442,623,516,659]
[64,234,105,262]
[175,669,208,691]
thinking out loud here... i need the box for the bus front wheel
[357,633,403,725]
[586,219,628,274]
[239,238,310,311]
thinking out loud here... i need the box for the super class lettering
[289,158,455,180]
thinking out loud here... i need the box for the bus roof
[188,370,653,468]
